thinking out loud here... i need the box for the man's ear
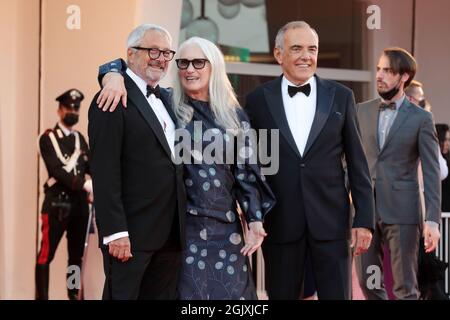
[274,47,283,65]
[401,73,410,86]
[127,48,134,60]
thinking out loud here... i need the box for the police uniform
[35,89,90,300]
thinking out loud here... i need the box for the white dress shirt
[126,68,176,156]
[103,69,176,245]
[439,152,448,180]
[281,75,317,156]
[378,95,405,149]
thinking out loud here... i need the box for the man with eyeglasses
[88,24,186,299]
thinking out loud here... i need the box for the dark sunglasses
[175,59,209,70]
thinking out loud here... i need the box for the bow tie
[379,102,396,111]
[146,85,161,99]
[288,83,311,98]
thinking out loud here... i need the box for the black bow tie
[379,102,396,111]
[146,85,161,99]
[288,83,311,98]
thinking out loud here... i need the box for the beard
[145,62,166,83]
[377,78,401,101]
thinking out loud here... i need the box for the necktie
[146,85,161,99]
[288,83,311,98]
[379,102,396,111]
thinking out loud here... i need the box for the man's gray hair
[274,21,319,50]
[126,23,172,49]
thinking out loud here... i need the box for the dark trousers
[101,234,182,300]
[355,220,420,300]
[36,210,88,267]
[35,199,89,299]
[262,232,351,300]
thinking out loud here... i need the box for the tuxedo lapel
[380,98,412,153]
[303,76,334,157]
[159,88,178,126]
[263,76,301,159]
[366,98,382,153]
[125,74,173,158]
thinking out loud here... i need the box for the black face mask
[62,113,79,126]
[418,99,426,108]
[378,78,401,101]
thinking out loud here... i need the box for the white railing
[437,212,450,296]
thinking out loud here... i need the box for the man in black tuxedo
[88,24,186,299]
[245,21,375,299]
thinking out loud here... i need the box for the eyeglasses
[132,47,176,61]
[175,59,209,70]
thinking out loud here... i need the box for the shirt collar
[57,122,73,136]
[126,68,158,98]
[381,94,406,111]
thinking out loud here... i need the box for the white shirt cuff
[439,153,448,180]
[103,231,129,245]
[425,221,439,229]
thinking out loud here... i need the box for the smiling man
[88,24,186,300]
[244,21,375,300]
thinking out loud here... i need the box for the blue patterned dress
[177,99,275,300]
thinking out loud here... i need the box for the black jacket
[88,74,186,251]
[245,75,375,243]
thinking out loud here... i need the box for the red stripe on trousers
[37,213,50,265]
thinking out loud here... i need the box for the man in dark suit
[245,21,375,300]
[88,24,186,300]
[355,48,441,300]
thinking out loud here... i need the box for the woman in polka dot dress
[173,37,275,300]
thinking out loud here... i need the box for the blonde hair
[172,37,241,132]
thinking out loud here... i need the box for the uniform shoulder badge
[43,128,53,135]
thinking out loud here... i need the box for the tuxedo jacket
[88,74,186,251]
[245,75,375,243]
[357,97,441,225]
